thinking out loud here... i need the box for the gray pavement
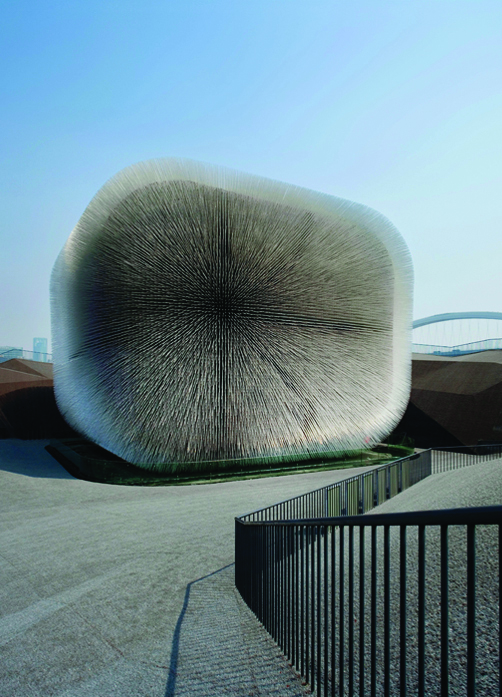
[0,440,373,697]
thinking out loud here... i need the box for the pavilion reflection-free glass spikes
[51,159,413,471]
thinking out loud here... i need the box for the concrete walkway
[0,440,374,696]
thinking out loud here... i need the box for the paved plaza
[0,440,375,697]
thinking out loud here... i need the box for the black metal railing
[0,347,53,363]
[235,445,502,696]
[239,446,502,524]
[239,449,431,523]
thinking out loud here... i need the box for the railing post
[317,526,321,693]
[300,525,304,678]
[331,524,336,695]
[400,525,407,696]
[293,525,298,670]
[323,525,328,697]
[371,525,377,697]
[441,524,449,697]
[340,525,345,696]
[384,524,390,696]
[359,526,365,697]
[304,526,310,683]
[348,525,354,696]
[418,524,425,697]
[467,524,476,697]
[311,525,316,689]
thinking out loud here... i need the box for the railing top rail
[236,504,502,527]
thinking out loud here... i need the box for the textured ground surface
[3,441,501,696]
[0,440,378,697]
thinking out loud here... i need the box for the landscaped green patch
[46,438,414,486]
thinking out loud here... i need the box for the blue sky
[1,1,501,352]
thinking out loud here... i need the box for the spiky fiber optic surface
[51,159,413,471]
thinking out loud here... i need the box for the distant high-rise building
[33,338,48,362]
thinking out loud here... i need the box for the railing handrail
[412,336,502,356]
[0,348,53,363]
[237,504,502,527]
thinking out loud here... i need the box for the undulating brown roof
[392,350,502,447]
[0,358,54,379]
[0,360,78,439]
[0,360,53,399]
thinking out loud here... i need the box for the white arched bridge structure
[412,312,502,356]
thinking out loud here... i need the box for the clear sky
[1,1,501,352]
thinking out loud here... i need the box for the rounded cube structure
[51,159,413,470]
